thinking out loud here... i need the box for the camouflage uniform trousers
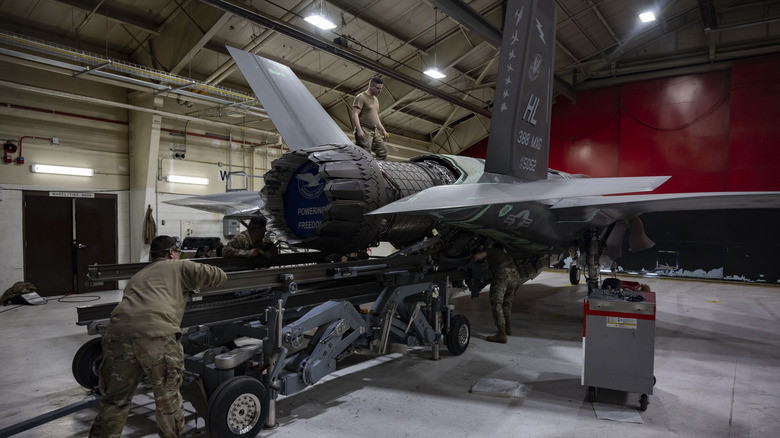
[489,267,521,328]
[90,334,184,438]
[354,125,388,160]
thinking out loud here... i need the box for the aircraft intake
[261,144,465,257]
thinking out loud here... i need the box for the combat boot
[486,325,507,343]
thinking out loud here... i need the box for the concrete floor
[1,270,779,438]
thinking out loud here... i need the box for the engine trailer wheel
[445,315,471,356]
[207,376,269,438]
[72,337,103,390]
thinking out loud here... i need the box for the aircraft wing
[227,46,351,150]
[164,191,264,216]
[550,191,780,220]
[367,176,670,215]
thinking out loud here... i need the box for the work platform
[67,253,476,437]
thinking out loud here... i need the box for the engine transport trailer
[69,252,477,437]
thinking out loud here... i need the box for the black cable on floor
[58,295,102,303]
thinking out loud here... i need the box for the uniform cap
[150,235,181,252]
[249,216,267,227]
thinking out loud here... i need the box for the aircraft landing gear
[569,265,581,285]
[585,229,601,294]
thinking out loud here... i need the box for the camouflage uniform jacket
[222,230,277,258]
[105,259,226,338]
[484,247,519,280]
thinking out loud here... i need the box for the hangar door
[23,191,118,296]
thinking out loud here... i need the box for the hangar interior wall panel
[546,54,780,192]
[726,56,780,191]
[549,87,621,178]
[617,71,731,193]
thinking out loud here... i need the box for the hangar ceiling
[1,0,778,156]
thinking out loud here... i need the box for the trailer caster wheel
[639,394,649,411]
[72,337,103,390]
[445,315,470,356]
[207,376,269,438]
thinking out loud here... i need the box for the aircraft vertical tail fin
[484,0,557,181]
[227,46,351,150]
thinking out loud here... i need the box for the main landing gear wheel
[72,337,103,390]
[445,315,471,355]
[569,265,581,285]
[207,376,269,438]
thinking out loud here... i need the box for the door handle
[77,244,87,249]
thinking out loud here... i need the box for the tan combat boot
[486,325,507,343]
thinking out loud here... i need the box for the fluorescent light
[30,164,94,177]
[639,11,656,23]
[166,175,209,185]
[305,13,336,30]
[424,68,446,79]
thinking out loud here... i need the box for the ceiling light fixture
[305,0,336,30]
[30,164,94,177]
[424,8,446,79]
[639,11,656,23]
[166,175,209,185]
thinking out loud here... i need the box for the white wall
[0,188,24,289]
[0,61,283,291]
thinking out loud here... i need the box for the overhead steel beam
[171,12,233,75]
[428,0,577,102]
[200,0,492,118]
[52,0,161,35]
[428,0,501,47]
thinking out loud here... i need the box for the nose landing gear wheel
[207,376,269,437]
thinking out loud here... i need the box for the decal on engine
[284,161,327,238]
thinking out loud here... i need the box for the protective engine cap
[150,235,182,252]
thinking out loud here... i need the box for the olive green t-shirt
[353,90,380,129]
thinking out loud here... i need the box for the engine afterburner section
[261,144,465,256]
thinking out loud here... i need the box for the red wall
[726,57,780,190]
[462,55,780,192]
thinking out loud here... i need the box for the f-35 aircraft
[180,0,780,291]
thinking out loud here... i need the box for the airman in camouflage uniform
[90,236,226,438]
[473,244,521,343]
[222,216,277,259]
[351,77,389,160]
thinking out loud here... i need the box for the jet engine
[261,143,484,257]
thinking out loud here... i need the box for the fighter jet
[180,0,780,291]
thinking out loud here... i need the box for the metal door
[75,196,118,293]
[23,191,117,296]
[23,193,73,296]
